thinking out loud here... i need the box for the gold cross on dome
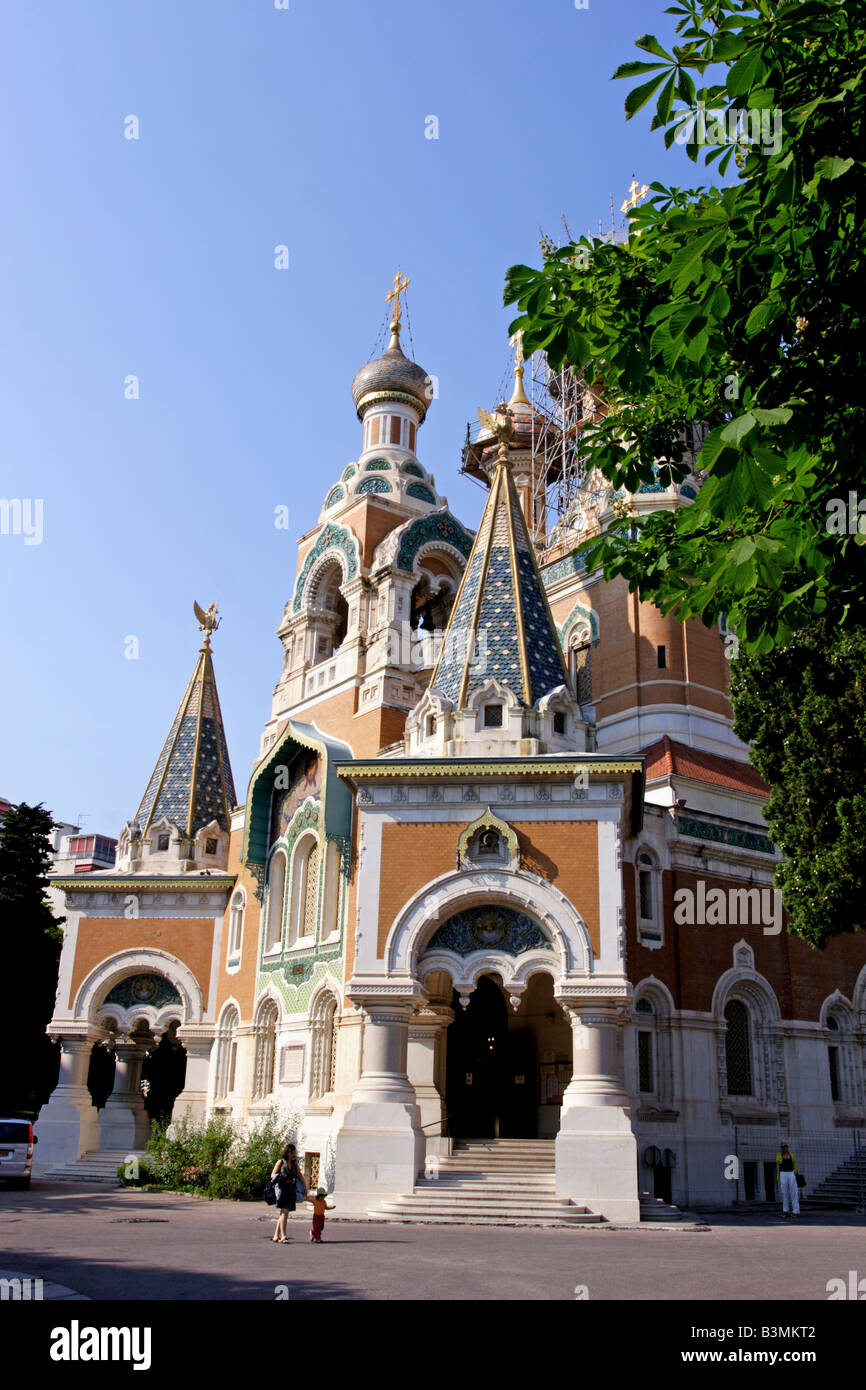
[621,177,649,214]
[386,270,410,326]
[509,329,525,368]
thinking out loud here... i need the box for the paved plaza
[1,1182,863,1302]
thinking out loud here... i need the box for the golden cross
[386,270,410,325]
[509,329,525,369]
[621,177,649,214]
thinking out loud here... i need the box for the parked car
[0,1119,37,1188]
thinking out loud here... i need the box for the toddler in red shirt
[306,1186,334,1242]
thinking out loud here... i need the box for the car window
[0,1123,30,1143]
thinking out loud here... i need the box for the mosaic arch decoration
[357,477,392,495]
[341,465,356,482]
[395,510,474,574]
[292,523,359,613]
[402,461,424,478]
[324,486,345,508]
[557,598,600,647]
[364,457,391,471]
[424,905,553,958]
[103,973,182,1010]
[406,482,436,503]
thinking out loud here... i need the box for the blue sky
[1,0,708,834]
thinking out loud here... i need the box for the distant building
[52,830,117,875]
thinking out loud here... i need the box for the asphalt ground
[1,1180,863,1302]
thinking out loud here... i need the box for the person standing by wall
[776,1142,799,1218]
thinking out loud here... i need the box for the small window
[483,704,503,728]
[639,870,653,920]
[724,1000,752,1097]
[157,833,170,852]
[828,1046,840,1102]
[228,891,245,956]
[553,711,565,735]
[638,1031,654,1093]
[205,837,218,855]
[570,643,592,703]
[635,997,653,1015]
[478,829,501,857]
[426,715,436,738]
[657,645,666,669]
[827,1016,840,1032]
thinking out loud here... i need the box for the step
[399,1196,583,1210]
[434,1164,555,1175]
[451,1139,555,1150]
[372,1212,603,1226]
[440,1153,555,1164]
[419,1178,556,1190]
[372,1205,603,1226]
[44,1150,144,1182]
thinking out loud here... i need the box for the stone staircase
[42,1150,142,1183]
[368,1138,605,1226]
[807,1149,866,1210]
[639,1192,703,1224]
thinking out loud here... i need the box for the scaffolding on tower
[461,350,612,562]
[462,186,653,560]
[527,351,608,561]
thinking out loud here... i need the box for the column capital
[176,1023,217,1045]
[47,1023,106,1049]
[346,977,426,1012]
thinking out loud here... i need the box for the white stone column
[171,1026,216,1124]
[334,996,425,1211]
[231,1025,258,1124]
[99,1038,151,1151]
[34,1033,102,1170]
[555,1001,639,1222]
[407,1005,451,1156]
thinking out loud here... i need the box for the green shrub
[126,1106,303,1200]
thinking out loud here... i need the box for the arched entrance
[85,1019,188,1123]
[77,959,200,1150]
[141,1020,187,1122]
[445,972,572,1139]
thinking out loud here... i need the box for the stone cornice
[337,756,643,781]
[52,875,236,893]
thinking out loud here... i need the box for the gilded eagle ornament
[194,601,221,648]
[477,401,515,460]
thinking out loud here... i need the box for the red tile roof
[641,734,768,796]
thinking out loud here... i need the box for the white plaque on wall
[279,1045,305,1085]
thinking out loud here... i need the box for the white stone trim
[73,947,205,1026]
[381,867,594,980]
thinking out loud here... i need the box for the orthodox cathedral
[37,278,866,1221]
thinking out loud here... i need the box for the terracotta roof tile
[641,734,768,796]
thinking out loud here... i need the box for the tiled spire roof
[133,638,236,838]
[429,448,571,708]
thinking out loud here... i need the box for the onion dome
[351,319,431,422]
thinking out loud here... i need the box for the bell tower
[261,275,474,761]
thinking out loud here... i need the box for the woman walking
[776,1141,800,1218]
[270,1143,306,1243]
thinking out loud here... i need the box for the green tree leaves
[505,0,866,659]
[731,622,866,948]
[503,0,866,945]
